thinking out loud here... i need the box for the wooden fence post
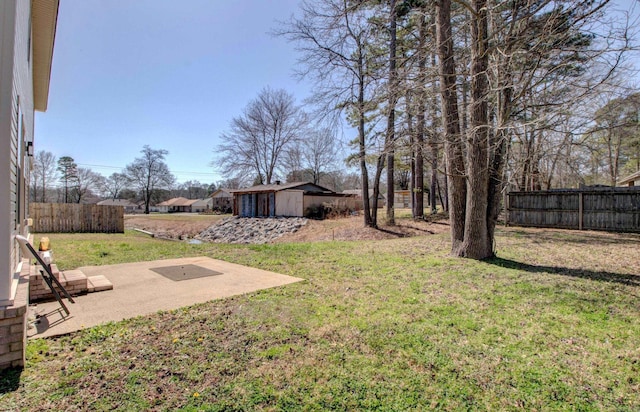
[504,191,509,227]
[578,192,583,231]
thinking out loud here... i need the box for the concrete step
[87,275,113,293]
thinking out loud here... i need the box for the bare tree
[30,150,57,203]
[285,127,341,184]
[585,92,640,185]
[102,172,129,200]
[276,0,384,227]
[71,168,105,203]
[215,87,306,185]
[216,177,244,190]
[176,180,209,199]
[125,146,176,214]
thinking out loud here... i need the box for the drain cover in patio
[150,264,223,281]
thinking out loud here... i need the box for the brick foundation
[29,264,112,302]
[0,259,29,369]
[29,264,88,301]
[0,258,113,370]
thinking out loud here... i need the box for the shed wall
[276,191,303,217]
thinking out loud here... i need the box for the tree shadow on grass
[487,257,640,288]
[0,367,22,394]
[499,228,640,246]
[374,227,410,238]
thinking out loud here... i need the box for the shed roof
[231,181,334,194]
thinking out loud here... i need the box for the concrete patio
[28,256,304,338]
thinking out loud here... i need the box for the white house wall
[0,0,35,304]
[275,191,304,217]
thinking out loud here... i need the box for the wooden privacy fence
[29,203,124,233]
[507,188,640,233]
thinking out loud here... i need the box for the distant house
[394,190,412,208]
[191,198,213,213]
[393,189,427,209]
[210,189,234,211]
[155,198,174,213]
[172,198,199,213]
[231,181,354,218]
[156,197,198,213]
[618,171,640,187]
[97,199,140,213]
[342,189,386,208]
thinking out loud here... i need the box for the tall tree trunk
[460,11,470,136]
[372,155,386,228]
[359,112,372,227]
[443,162,449,212]
[414,13,427,219]
[461,0,492,259]
[406,91,418,217]
[436,0,466,253]
[429,51,439,214]
[386,0,398,225]
[357,50,372,227]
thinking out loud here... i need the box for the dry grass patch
[277,211,450,243]
[124,213,229,240]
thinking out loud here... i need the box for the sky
[35,0,640,186]
[35,0,312,184]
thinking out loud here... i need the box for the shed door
[257,193,269,217]
[269,193,275,216]
[241,194,253,217]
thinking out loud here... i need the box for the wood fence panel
[29,203,124,233]
[507,188,640,233]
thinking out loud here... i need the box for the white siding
[275,191,304,217]
[0,0,35,303]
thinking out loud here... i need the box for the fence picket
[507,188,640,233]
[29,203,124,233]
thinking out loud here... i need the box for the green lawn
[1,226,639,410]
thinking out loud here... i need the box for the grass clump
[1,225,639,410]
